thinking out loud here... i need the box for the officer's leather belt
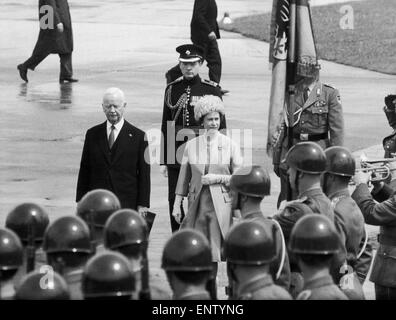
[293,132,328,141]
[378,234,396,246]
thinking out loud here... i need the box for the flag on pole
[266,0,319,157]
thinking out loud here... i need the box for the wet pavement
[1,0,395,299]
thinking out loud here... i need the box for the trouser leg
[59,53,73,79]
[22,52,50,70]
[278,167,296,208]
[206,262,218,300]
[202,39,222,84]
[167,167,185,233]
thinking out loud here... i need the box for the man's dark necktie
[108,125,115,149]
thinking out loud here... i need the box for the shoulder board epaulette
[297,290,312,300]
[166,76,184,88]
[323,83,336,90]
[201,78,219,87]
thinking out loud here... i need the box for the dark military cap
[176,44,204,62]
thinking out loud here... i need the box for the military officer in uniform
[229,165,291,291]
[273,68,344,207]
[290,215,348,300]
[224,220,292,300]
[160,44,225,233]
[352,170,396,300]
[322,146,367,299]
[161,229,212,300]
[273,142,334,297]
[43,215,93,300]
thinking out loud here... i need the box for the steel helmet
[104,209,148,251]
[230,165,271,198]
[284,142,326,174]
[76,189,121,228]
[15,270,70,300]
[324,146,356,177]
[289,214,340,255]
[224,220,277,265]
[43,216,92,254]
[82,251,135,299]
[161,229,212,271]
[5,203,50,245]
[0,228,23,280]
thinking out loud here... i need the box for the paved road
[0,0,394,299]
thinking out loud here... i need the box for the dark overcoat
[33,0,73,55]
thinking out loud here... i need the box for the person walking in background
[17,0,77,83]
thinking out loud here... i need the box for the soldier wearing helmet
[76,189,121,248]
[161,229,212,300]
[5,202,50,282]
[104,209,171,300]
[229,165,291,291]
[0,228,24,299]
[15,269,70,300]
[322,146,367,299]
[273,142,335,297]
[82,251,135,300]
[352,168,396,300]
[289,215,348,300]
[274,142,335,241]
[223,220,292,300]
[43,215,93,300]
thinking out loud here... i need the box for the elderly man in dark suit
[76,88,150,216]
[17,0,77,83]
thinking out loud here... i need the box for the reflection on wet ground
[17,82,74,108]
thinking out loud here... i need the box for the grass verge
[220,0,396,75]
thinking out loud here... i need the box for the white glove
[160,165,168,178]
[137,205,149,218]
[201,174,231,186]
[352,171,371,185]
[57,23,64,33]
[172,195,183,224]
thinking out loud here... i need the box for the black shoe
[60,78,79,84]
[17,64,28,82]
[220,88,230,95]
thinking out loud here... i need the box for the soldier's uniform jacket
[274,187,335,295]
[274,80,344,167]
[352,183,396,288]
[274,188,335,244]
[329,190,370,299]
[243,211,291,290]
[329,189,366,270]
[297,274,348,300]
[177,290,211,300]
[160,75,224,168]
[237,274,292,300]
